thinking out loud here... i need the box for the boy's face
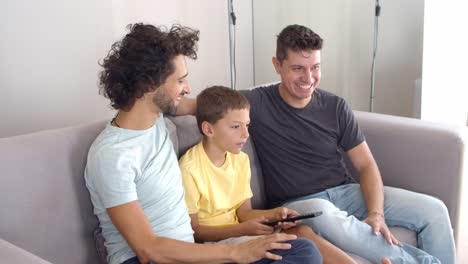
[209,108,250,154]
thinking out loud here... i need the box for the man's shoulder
[88,125,152,165]
[240,82,279,97]
[315,88,344,101]
[314,88,348,110]
[88,125,121,157]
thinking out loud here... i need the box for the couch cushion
[0,120,107,264]
[0,239,52,264]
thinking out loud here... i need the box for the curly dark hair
[196,86,250,136]
[99,23,199,110]
[276,24,323,63]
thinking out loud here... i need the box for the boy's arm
[236,200,300,228]
[107,200,296,263]
[236,199,275,221]
[189,212,274,242]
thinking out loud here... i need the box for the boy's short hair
[196,86,250,136]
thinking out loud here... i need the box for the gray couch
[1,111,466,263]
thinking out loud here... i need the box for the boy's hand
[272,207,300,229]
[231,233,297,263]
[239,217,274,235]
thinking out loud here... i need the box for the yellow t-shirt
[179,142,253,226]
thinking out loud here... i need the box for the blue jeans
[121,238,322,264]
[250,238,322,264]
[284,183,456,264]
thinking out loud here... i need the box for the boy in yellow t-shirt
[179,86,358,264]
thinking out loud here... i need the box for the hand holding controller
[265,211,323,227]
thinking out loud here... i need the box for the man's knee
[284,224,318,238]
[289,238,323,263]
[287,198,339,214]
[424,196,450,221]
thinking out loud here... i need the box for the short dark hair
[99,23,199,110]
[196,86,250,136]
[276,24,323,63]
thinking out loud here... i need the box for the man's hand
[272,207,300,229]
[231,233,298,263]
[239,217,274,235]
[363,212,401,246]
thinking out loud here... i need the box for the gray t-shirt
[85,115,194,264]
[241,84,364,207]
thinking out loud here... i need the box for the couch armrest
[352,111,467,241]
[0,239,52,263]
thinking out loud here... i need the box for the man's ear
[143,86,159,99]
[201,121,214,137]
[272,57,281,74]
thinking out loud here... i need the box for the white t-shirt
[85,115,194,264]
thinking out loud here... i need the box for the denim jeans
[121,238,322,264]
[284,183,456,264]
[250,238,322,264]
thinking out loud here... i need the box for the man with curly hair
[84,23,322,264]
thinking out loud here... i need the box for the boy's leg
[284,187,443,264]
[282,225,357,264]
[250,238,322,264]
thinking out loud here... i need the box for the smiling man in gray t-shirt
[238,24,455,264]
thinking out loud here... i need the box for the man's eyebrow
[178,72,189,80]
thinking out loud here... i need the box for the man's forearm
[143,236,235,263]
[359,164,384,215]
[192,224,246,242]
[175,97,197,115]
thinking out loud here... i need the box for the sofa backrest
[0,120,107,264]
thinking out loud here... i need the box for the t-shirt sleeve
[90,148,138,208]
[180,166,201,214]
[337,99,365,151]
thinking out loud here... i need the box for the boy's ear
[201,121,214,137]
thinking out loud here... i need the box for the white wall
[1,0,436,138]
[251,0,425,117]
[1,0,115,137]
[421,0,468,127]
[421,2,468,261]
[112,0,232,97]
[1,0,246,138]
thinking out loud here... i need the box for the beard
[152,88,175,114]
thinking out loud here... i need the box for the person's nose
[183,82,191,95]
[303,69,313,84]
[242,125,249,139]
